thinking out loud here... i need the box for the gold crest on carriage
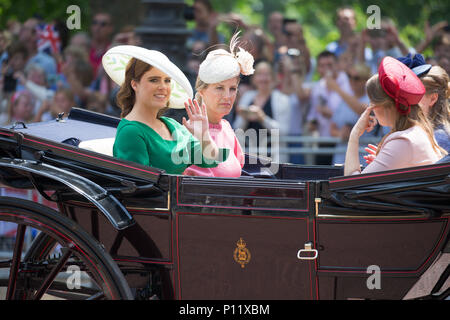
[233,238,251,268]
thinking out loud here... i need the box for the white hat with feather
[198,32,255,84]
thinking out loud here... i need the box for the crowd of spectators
[0,1,448,165]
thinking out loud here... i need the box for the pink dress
[183,119,244,177]
[356,125,442,175]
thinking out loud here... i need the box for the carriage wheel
[0,196,133,300]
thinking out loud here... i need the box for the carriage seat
[78,137,115,157]
[436,154,450,164]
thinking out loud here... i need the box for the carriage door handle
[297,242,318,260]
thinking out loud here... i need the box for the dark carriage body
[0,108,448,300]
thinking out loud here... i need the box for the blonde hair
[420,66,450,133]
[366,74,446,156]
[349,63,372,80]
[9,90,35,123]
[194,31,245,107]
[194,76,240,106]
[54,88,75,103]
[194,78,209,107]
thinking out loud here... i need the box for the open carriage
[0,108,448,300]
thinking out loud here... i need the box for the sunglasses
[92,20,110,27]
[347,73,366,81]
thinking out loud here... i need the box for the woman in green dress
[102,45,227,174]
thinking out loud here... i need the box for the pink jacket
[183,119,244,177]
[358,125,442,174]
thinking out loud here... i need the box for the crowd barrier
[245,135,381,165]
[0,188,58,258]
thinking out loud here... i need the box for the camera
[319,95,328,106]
[2,70,17,93]
[367,28,386,38]
[184,5,195,21]
[287,48,301,58]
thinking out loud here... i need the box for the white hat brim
[102,45,193,109]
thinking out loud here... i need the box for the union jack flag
[37,23,61,55]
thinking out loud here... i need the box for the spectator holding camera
[18,18,57,84]
[282,20,313,81]
[224,27,273,124]
[1,42,29,99]
[329,63,384,164]
[89,12,114,77]
[360,18,414,74]
[279,53,312,164]
[3,90,35,125]
[186,0,226,50]
[359,28,389,74]
[326,7,358,58]
[382,19,412,57]
[416,21,448,55]
[241,27,274,64]
[34,88,75,122]
[325,7,367,73]
[306,50,352,165]
[267,12,287,53]
[233,61,291,163]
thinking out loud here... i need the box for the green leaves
[209,0,449,57]
[0,0,91,31]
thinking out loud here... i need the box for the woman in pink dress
[344,57,446,175]
[183,33,255,177]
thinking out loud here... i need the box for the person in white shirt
[307,50,352,164]
[233,61,291,163]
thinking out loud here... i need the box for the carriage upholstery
[78,137,115,157]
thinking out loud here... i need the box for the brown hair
[366,74,446,156]
[7,41,29,60]
[55,88,75,103]
[73,59,94,87]
[420,66,450,133]
[52,88,75,117]
[116,58,169,118]
[86,92,107,113]
[64,45,89,63]
[194,0,213,12]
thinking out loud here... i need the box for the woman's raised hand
[350,105,377,139]
[183,98,210,142]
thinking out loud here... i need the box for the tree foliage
[0,0,91,31]
[209,0,449,57]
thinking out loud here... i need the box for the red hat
[378,56,426,115]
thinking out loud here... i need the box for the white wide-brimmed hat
[102,45,193,109]
[198,32,255,84]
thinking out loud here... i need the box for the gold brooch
[233,238,251,268]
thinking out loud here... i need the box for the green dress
[113,117,228,174]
